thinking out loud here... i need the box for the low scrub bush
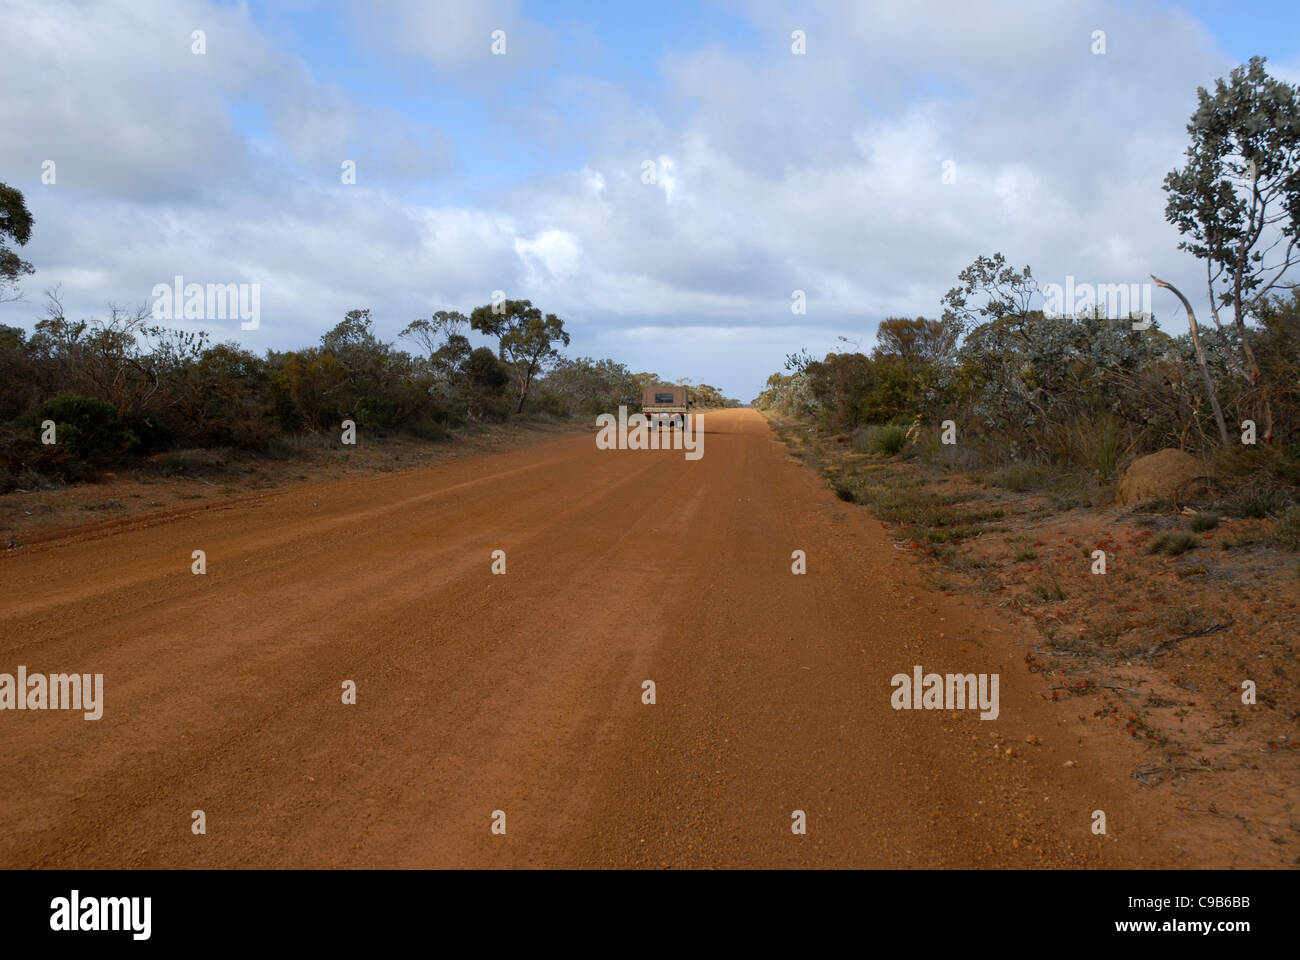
[1148,531,1199,555]
[867,424,909,456]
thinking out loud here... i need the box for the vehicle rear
[641,384,689,429]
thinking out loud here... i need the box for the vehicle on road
[641,384,690,430]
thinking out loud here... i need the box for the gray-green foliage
[1163,56,1300,439]
[469,299,571,414]
[535,357,639,416]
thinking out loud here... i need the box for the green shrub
[867,424,909,456]
[1188,513,1221,532]
[36,393,138,465]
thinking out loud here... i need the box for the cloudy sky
[3,0,1298,400]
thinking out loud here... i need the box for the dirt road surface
[1,408,1187,868]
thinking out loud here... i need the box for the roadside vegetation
[0,245,737,491]
[757,57,1300,536]
[759,57,1300,855]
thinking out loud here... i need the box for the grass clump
[1215,477,1294,519]
[994,461,1052,492]
[1273,506,1300,550]
[1029,577,1066,602]
[1148,531,1199,556]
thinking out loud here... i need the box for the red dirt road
[1,408,1185,868]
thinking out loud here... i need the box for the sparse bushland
[0,192,740,491]
[1,297,735,491]
[757,267,1300,516]
[752,61,1300,858]
[1,295,507,490]
[757,57,1300,510]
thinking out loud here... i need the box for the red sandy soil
[1,419,582,549]
[955,505,1298,868]
[0,408,1282,867]
[800,437,1298,869]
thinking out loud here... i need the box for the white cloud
[0,0,1273,399]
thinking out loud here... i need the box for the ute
[641,383,690,430]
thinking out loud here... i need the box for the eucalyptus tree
[1164,56,1300,442]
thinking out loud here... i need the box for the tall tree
[1163,56,1300,442]
[469,299,570,413]
[0,182,35,302]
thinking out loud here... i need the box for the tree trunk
[515,365,534,414]
[1151,275,1230,446]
